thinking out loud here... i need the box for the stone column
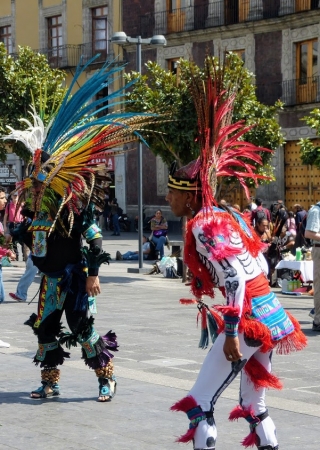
[206,0,224,27]
[279,0,295,15]
[247,0,263,20]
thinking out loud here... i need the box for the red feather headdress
[169,56,272,205]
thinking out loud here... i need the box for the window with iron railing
[47,15,63,65]
[92,6,108,60]
[0,25,12,54]
[296,39,318,104]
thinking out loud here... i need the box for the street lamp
[111,31,167,271]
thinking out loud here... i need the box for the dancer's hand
[223,336,243,362]
[86,275,101,297]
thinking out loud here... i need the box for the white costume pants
[188,333,278,449]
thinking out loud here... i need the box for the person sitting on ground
[116,235,151,260]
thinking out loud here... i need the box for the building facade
[115,0,320,217]
[0,0,125,203]
[1,1,320,216]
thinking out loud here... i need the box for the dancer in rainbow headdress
[166,57,307,449]
[4,56,157,401]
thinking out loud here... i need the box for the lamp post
[111,32,166,270]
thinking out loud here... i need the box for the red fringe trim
[274,311,308,355]
[242,431,258,448]
[229,405,258,448]
[175,427,196,443]
[171,395,198,443]
[229,404,253,420]
[244,356,283,390]
[215,304,240,317]
[179,298,198,304]
[170,395,197,413]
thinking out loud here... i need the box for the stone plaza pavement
[0,232,320,449]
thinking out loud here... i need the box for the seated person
[116,235,151,260]
[150,209,169,260]
[276,225,296,283]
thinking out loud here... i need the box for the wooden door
[167,0,186,33]
[296,39,318,104]
[296,0,311,12]
[285,140,320,210]
[239,0,249,22]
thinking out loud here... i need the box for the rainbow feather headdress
[168,56,272,207]
[3,56,157,224]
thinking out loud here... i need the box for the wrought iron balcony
[30,43,114,69]
[140,1,320,36]
[256,75,320,106]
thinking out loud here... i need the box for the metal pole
[137,37,143,269]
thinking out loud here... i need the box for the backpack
[147,239,158,260]
[255,208,268,222]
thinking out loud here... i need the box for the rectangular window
[296,0,319,11]
[0,25,12,53]
[228,49,245,64]
[92,6,108,59]
[225,0,249,25]
[167,0,187,32]
[296,39,318,103]
[47,15,63,64]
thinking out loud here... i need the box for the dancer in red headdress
[166,57,307,450]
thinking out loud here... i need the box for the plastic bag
[158,256,177,275]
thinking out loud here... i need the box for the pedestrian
[251,197,271,226]
[0,185,16,349]
[2,58,157,401]
[305,202,320,331]
[9,252,38,302]
[165,58,307,450]
[3,192,24,260]
[110,198,121,236]
[293,203,307,248]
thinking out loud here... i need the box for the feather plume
[188,56,272,207]
[5,56,161,232]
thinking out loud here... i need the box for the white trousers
[188,333,278,449]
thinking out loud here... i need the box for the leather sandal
[98,375,117,402]
[30,381,60,399]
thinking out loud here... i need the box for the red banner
[88,153,115,170]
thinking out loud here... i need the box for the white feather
[2,106,47,154]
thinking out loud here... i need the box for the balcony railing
[10,44,115,69]
[256,75,320,106]
[140,1,320,36]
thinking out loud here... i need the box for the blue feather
[43,55,143,154]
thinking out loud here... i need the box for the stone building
[1,1,320,217]
[115,0,320,217]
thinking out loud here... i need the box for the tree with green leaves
[0,44,66,163]
[299,108,320,166]
[124,54,283,195]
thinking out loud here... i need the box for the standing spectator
[305,202,320,331]
[9,252,38,302]
[247,196,257,211]
[254,217,272,283]
[110,198,120,236]
[103,190,111,231]
[150,209,168,260]
[293,204,307,248]
[251,197,271,226]
[273,201,288,238]
[286,211,296,237]
[0,186,16,348]
[3,192,23,260]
